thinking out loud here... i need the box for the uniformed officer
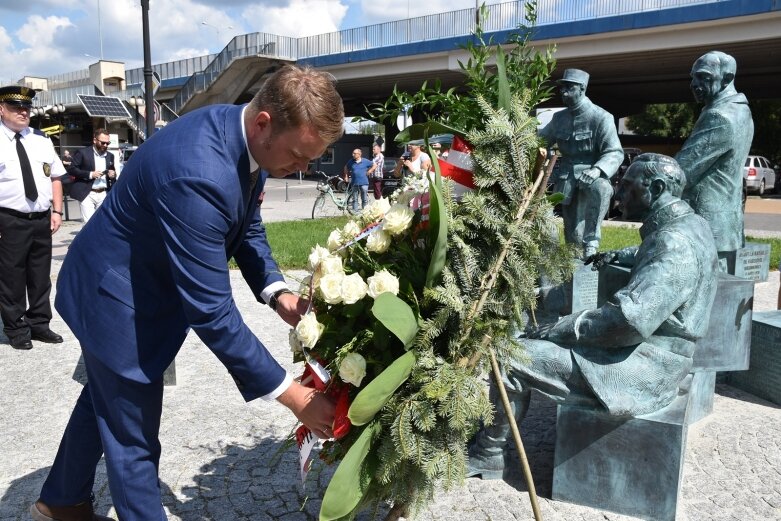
[0,85,66,350]
[539,69,624,258]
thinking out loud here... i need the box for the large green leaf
[495,46,511,114]
[371,293,418,348]
[425,173,448,288]
[348,350,416,426]
[395,121,465,143]
[320,422,380,521]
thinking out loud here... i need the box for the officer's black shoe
[31,329,64,344]
[9,336,33,350]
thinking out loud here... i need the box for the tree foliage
[625,102,698,139]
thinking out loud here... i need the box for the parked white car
[743,155,777,195]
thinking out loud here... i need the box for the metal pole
[98,0,104,59]
[285,182,290,202]
[141,0,155,139]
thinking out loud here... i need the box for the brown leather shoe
[30,499,113,521]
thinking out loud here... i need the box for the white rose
[343,220,361,238]
[319,254,344,276]
[366,229,392,253]
[307,244,330,271]
[327,229,344,252]
[361,198,391,222]
[367,269,400,299]
[289,328,303,354]
[383,204,415,236]
[340,273,368,305]
[319,273,345,304]
[339,353,367,387]
[295,312,324,349]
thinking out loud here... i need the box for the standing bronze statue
[675,51,754,270]
[468,154,718,479]
[539,69,624,258]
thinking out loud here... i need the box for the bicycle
[311,171,357,219]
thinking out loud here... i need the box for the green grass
[265,216,350,269]
[257,219,781,272]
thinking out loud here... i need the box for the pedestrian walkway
[2,203,780,521]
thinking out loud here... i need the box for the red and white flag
[414,135,476,227]
[438,135,476,199]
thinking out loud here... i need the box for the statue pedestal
[727,311,781,406]
[552,376,692,521]
[722,242,771,281]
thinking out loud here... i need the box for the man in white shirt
[67,128,116,222]
[0,85,66,350]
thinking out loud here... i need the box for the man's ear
[721,72,735,88]
[649,178,666,198]
[251,111,272,140]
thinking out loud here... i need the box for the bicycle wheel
[345,190,358,215]
[312,192,347,219]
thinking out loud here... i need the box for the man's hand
[91,170,103,179]
[584,250,619,271]
[576,167,601,186]
[107,169,116,179]
[276,292,309,327]
[277,380,336,439]
[527,322,555,340]
[50,213,62,234]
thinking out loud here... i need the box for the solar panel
[77,95,132,118]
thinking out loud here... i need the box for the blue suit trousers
[40,350,167,520]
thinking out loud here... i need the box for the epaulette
[32,128,46,137]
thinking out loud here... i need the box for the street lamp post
[127,95,145,145]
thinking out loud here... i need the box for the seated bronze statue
[468,153,719,479]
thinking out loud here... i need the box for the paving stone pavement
[1,212,781,520]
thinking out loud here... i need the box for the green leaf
[371,293,418,348]
[495,46,511,114]
[395,121,465,143]
[425,174,448,288]
[547,192,565,205]
[320,422,380,521]
[348,350,416,426]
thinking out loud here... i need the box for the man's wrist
[51,210,63,216]
[269,288,294,311]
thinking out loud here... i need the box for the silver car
[743,155,777,195]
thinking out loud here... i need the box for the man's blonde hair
[250,65,344,144]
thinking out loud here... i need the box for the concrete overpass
[162,0,781,119]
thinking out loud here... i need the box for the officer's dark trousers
[0,209,53,341]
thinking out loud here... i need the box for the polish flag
[415,135,476,227]
[438,135,476,199]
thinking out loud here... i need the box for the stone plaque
[727,311,781,406]
[733,242,771,282]
[571,262,599,313]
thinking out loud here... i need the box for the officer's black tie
[15,133,38,201]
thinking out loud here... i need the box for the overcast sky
[0,0,505,84]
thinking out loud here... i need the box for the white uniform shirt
[0,123,66,212]
[92,148,108,190]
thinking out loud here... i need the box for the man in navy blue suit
[32,65,344,521]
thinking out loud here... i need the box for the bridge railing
[166,0,721,114]
[168,32,297,115]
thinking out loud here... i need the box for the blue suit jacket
[55,104,286,401]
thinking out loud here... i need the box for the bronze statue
[468,154,718,479]
[675,51,754,269]
[539,69,624,258]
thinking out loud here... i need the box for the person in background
[370,143,384,199]
[67,128,116,223]
[343,148,374,212]
[0,85,66,351]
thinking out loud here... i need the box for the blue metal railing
[36,0,723,116]
[168,0,722,114]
